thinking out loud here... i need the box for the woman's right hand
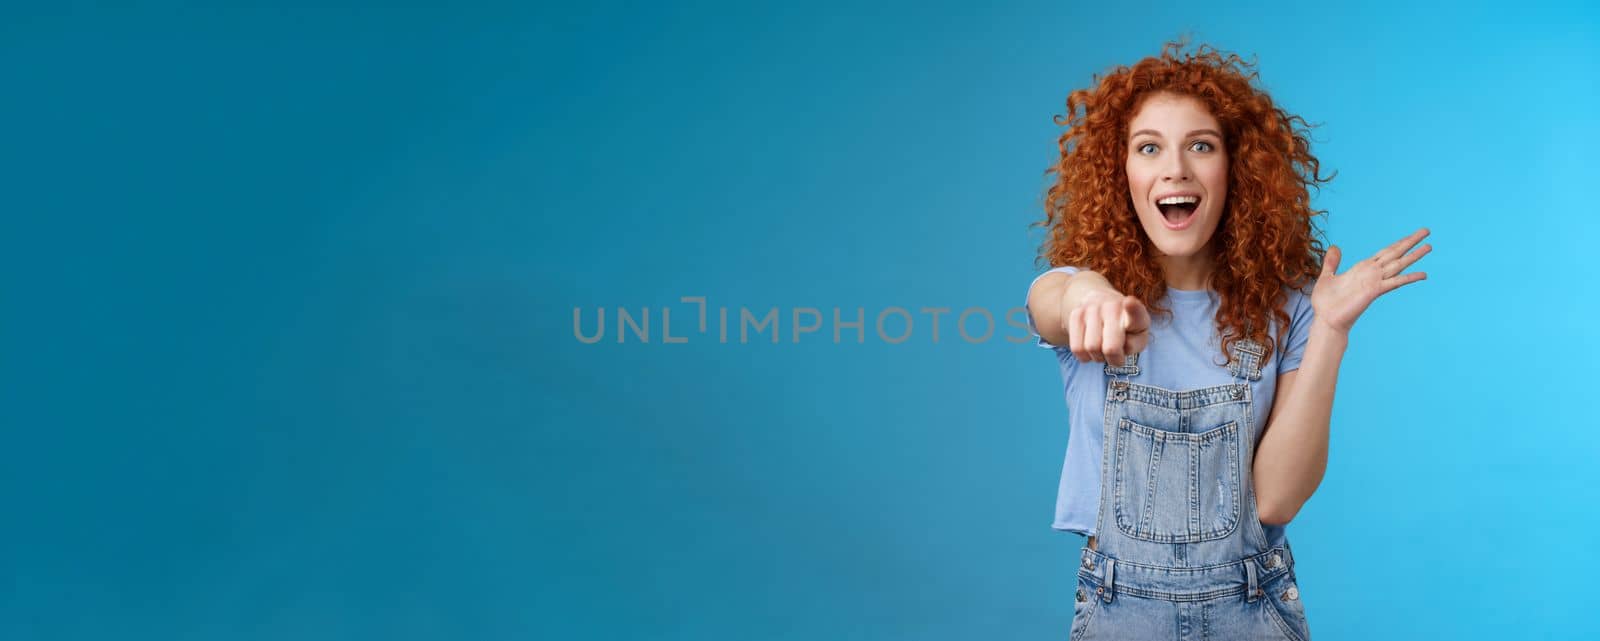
[1064,285,1151,365]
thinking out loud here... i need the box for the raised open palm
[1311,227,1432,333]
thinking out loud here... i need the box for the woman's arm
[1028,269,1109,347]
[1252,324,1345,525]
[1027,269,1150,363]
[1252,228,1432,525]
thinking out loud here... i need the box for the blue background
[3,1,1596,639]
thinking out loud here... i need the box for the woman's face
[1124,92,1228,261]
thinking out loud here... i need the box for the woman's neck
[1160,250,1215,292]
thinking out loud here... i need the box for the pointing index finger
[1121,296,1150,334]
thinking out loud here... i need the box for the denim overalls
[1069,339,1312,641]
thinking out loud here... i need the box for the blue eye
[1137,143,1158,155]
[1191,140,1215,152]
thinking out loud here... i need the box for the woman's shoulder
[1282,279,1316,313]
[1271,279,1318,361]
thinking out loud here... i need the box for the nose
[1162,152,1192,182]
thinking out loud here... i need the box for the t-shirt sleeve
[1277,283,1317,374]
[1025,265,1080,351]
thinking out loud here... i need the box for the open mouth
[1156,197,1200,225]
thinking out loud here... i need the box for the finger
[1321,245,1342,278]
[1083,306,1104,362]
[1380,271,1427,294]
[1380,227,1430,261]
[1101,300,1126,366]
[1121,295,1151,337]
[1068,307,1089,362]
[1125,327,1149,355]
[1390,243,1432,275]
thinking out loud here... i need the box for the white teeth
[1157,195,1200,205]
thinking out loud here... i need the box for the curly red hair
[1036,39,1331,366]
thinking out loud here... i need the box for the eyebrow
[1130,128,1223,140]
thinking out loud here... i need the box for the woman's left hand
[1311,227,1432,333]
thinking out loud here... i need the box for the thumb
[1322,245,1341,278]
[1120,295,1150,333]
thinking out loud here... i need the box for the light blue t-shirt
[1025,266,1317,536]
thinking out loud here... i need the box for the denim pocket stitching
[1069,576,1101,641]
[1261,579,1307,641]
[1112,418,1242,543]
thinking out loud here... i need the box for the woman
[1024,41,1431,640]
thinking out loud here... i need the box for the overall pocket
[1261,571,1311,641]
[1112,417,1242,542]
[1068,573,1100,641]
